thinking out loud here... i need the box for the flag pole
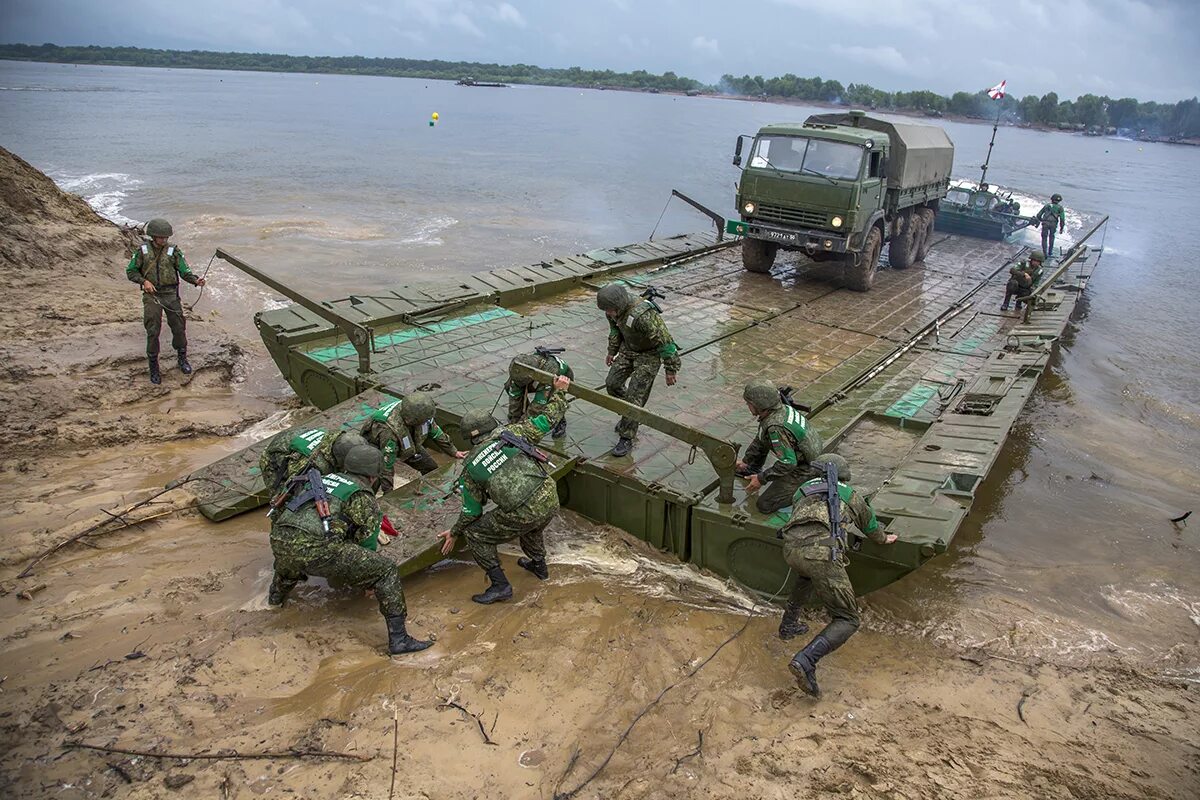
[980,102,1001,187]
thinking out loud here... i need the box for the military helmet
[460,409,498,441]
[331,430,368,469]
[743,380,781,412]
[343,444,385,478]
[508,353,542,388]
[400,391,436,426]
[145,218,173,238]
[1028,250,1045,263]
[596,283,631,312]
[1051,193,1062,203]
[811,452,850,482]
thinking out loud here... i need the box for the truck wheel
[742,238,777,273]
[915,208,936,262]
[889,211,915,269]
[844,227,882,292]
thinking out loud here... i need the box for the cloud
[488,2,527,27]
[448,10,485,38]
[829,44,913,75]
[691,35,720,58]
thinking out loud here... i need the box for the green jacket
[126,242,198,289]
[781,479,887,559]
[1038,202,1065,231]
[744,404,823,483]
[505,354,574,423]
[363,400,457,470]
[272,472,382,550]
[607,300,681,374]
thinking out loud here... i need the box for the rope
[140,250,217,320]
[648,195,673,241]
[183,251,217,312]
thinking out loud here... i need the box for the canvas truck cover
[806,112,955,190]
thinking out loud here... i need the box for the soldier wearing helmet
[124,218,207,384]
[505,349,574,438]
[437,373,572,606]
[1036,193,1066,260]
[362,391,466,491]
[776,453,897,697]
[267,443,432,656]
[737,380,824,514]
[1001,250,1046,312]
[597,283,681,457]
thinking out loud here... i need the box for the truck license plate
[763,229,799,244]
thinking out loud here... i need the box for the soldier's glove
[735,464,756,478]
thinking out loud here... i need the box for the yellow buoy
[431,112,439,121]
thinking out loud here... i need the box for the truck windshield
[749,136,863,180]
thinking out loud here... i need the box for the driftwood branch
[436,688,498,746]
[63,740,372,762]
[389,708,400,800]
[670,729,705,774]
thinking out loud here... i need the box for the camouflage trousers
[143,289,187,358]
[755,468,812,515]
[605,350,662,439]
[270,523,407,617]
[782,522,861,650]
[463,480,558,571]
[1041,224,1057,259]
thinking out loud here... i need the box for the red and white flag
[987,80,1007,100]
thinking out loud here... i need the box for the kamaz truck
[728,110,954,291]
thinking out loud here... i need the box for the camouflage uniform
[744,404,823,514]
[125,241,200,358]
[505,353,574,433]
[258,428,332,496]
[269,472,407,616]
[362,399,458,490]
[1002,257,1045,311]
[780,477,888,655]
[451,391,567,571]
[605,297,681,439]
[1037,199,1066,258]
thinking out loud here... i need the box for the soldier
[778,453,897,697]
[737,380,823,514]
[436,374,571,605]
[1001,250,1046,311]
[596,284,680,457]
[125,218,206,384]
[362,392,466,492]
[267,444,432,655]
[1036,193,1066,259]
[505,349,574,438]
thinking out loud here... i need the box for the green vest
[763,405,822,464]
[289,428,325,455]
[366,407,434,470]
[275,472,379,549]
[135,243,182,288]
[614,301,659,353]
[464,435,547,513]
[788,480,855,535]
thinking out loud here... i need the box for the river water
[2,61,1197,677]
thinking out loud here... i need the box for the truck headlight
[743,202,755,215]
[831,216,844,228]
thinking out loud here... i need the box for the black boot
[778,603,809,641]
[386,614,433,655]
[177,349,192,375]
[789,634,835,697]
[148,357,161,385]
[610,437,633,457]
[267,573,294,606]
[472,566,513,604]
[551,418,567,439]
[518,556,549,580]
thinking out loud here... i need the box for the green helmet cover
[343,444,385,478]
[743,380,781,412]
[508,353,542,388]
[1051,193,1062,202]
[596,283,631,311]
[145,218,173,237]
[331,430,368,469]
[460,409,498,441]
[1028,250,1045,262]
[400,391,436,426]
[812,452,850,482]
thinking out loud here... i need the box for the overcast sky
[2,0,1196,102]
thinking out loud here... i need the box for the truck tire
[915,208,936,262]
[844,226,882,292]
[742,238,777,273]
[889,211,915,269]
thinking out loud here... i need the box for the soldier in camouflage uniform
[268,444,432,655]
[777,453,897,697]
[738,380,823,514]
[125,218,207,384]
[1001,250,1045,311]
[437,374,571,604]
[505,350,574,438]
[362,392,466,492]
[596,283,680,457]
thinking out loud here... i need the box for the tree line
[2,43,1195,138]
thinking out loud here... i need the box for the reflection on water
[2,60,1197,674]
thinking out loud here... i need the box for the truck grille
[754,203,829,229]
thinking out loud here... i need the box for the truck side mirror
[733,136,744,167]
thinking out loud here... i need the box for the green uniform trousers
[605,350,662,439]
[270,524,407,617]
[756,469,812,515]
[463,481,557,571]
[782,522,861,650]
[143,289,187,358]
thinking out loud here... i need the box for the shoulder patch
[166,245,175,257]
[140,244,148,254]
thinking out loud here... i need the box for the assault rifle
[779,385,812,414]
[266,468,333,533]
[797,460,845,561]
[640,286,666,312]
[534,346,565,359]
[498,430,550,463]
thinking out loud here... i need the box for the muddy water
[2,61,1198,679]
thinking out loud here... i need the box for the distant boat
[456,76,508,88]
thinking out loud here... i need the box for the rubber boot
[267,573,295,607]
[386,614,433,655]
[518,556,549,580]
[778,603,809,641]
[789,634,835,697]
[471,566,513,605]
[177,349,192,375]
[551,418,567,439]
[148,357,161,385]
[610,437,633,457]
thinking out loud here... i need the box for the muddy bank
[1,150,1197,799]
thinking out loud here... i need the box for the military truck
[727,110,954,291]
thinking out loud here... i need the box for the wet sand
[2,147,1198,798]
